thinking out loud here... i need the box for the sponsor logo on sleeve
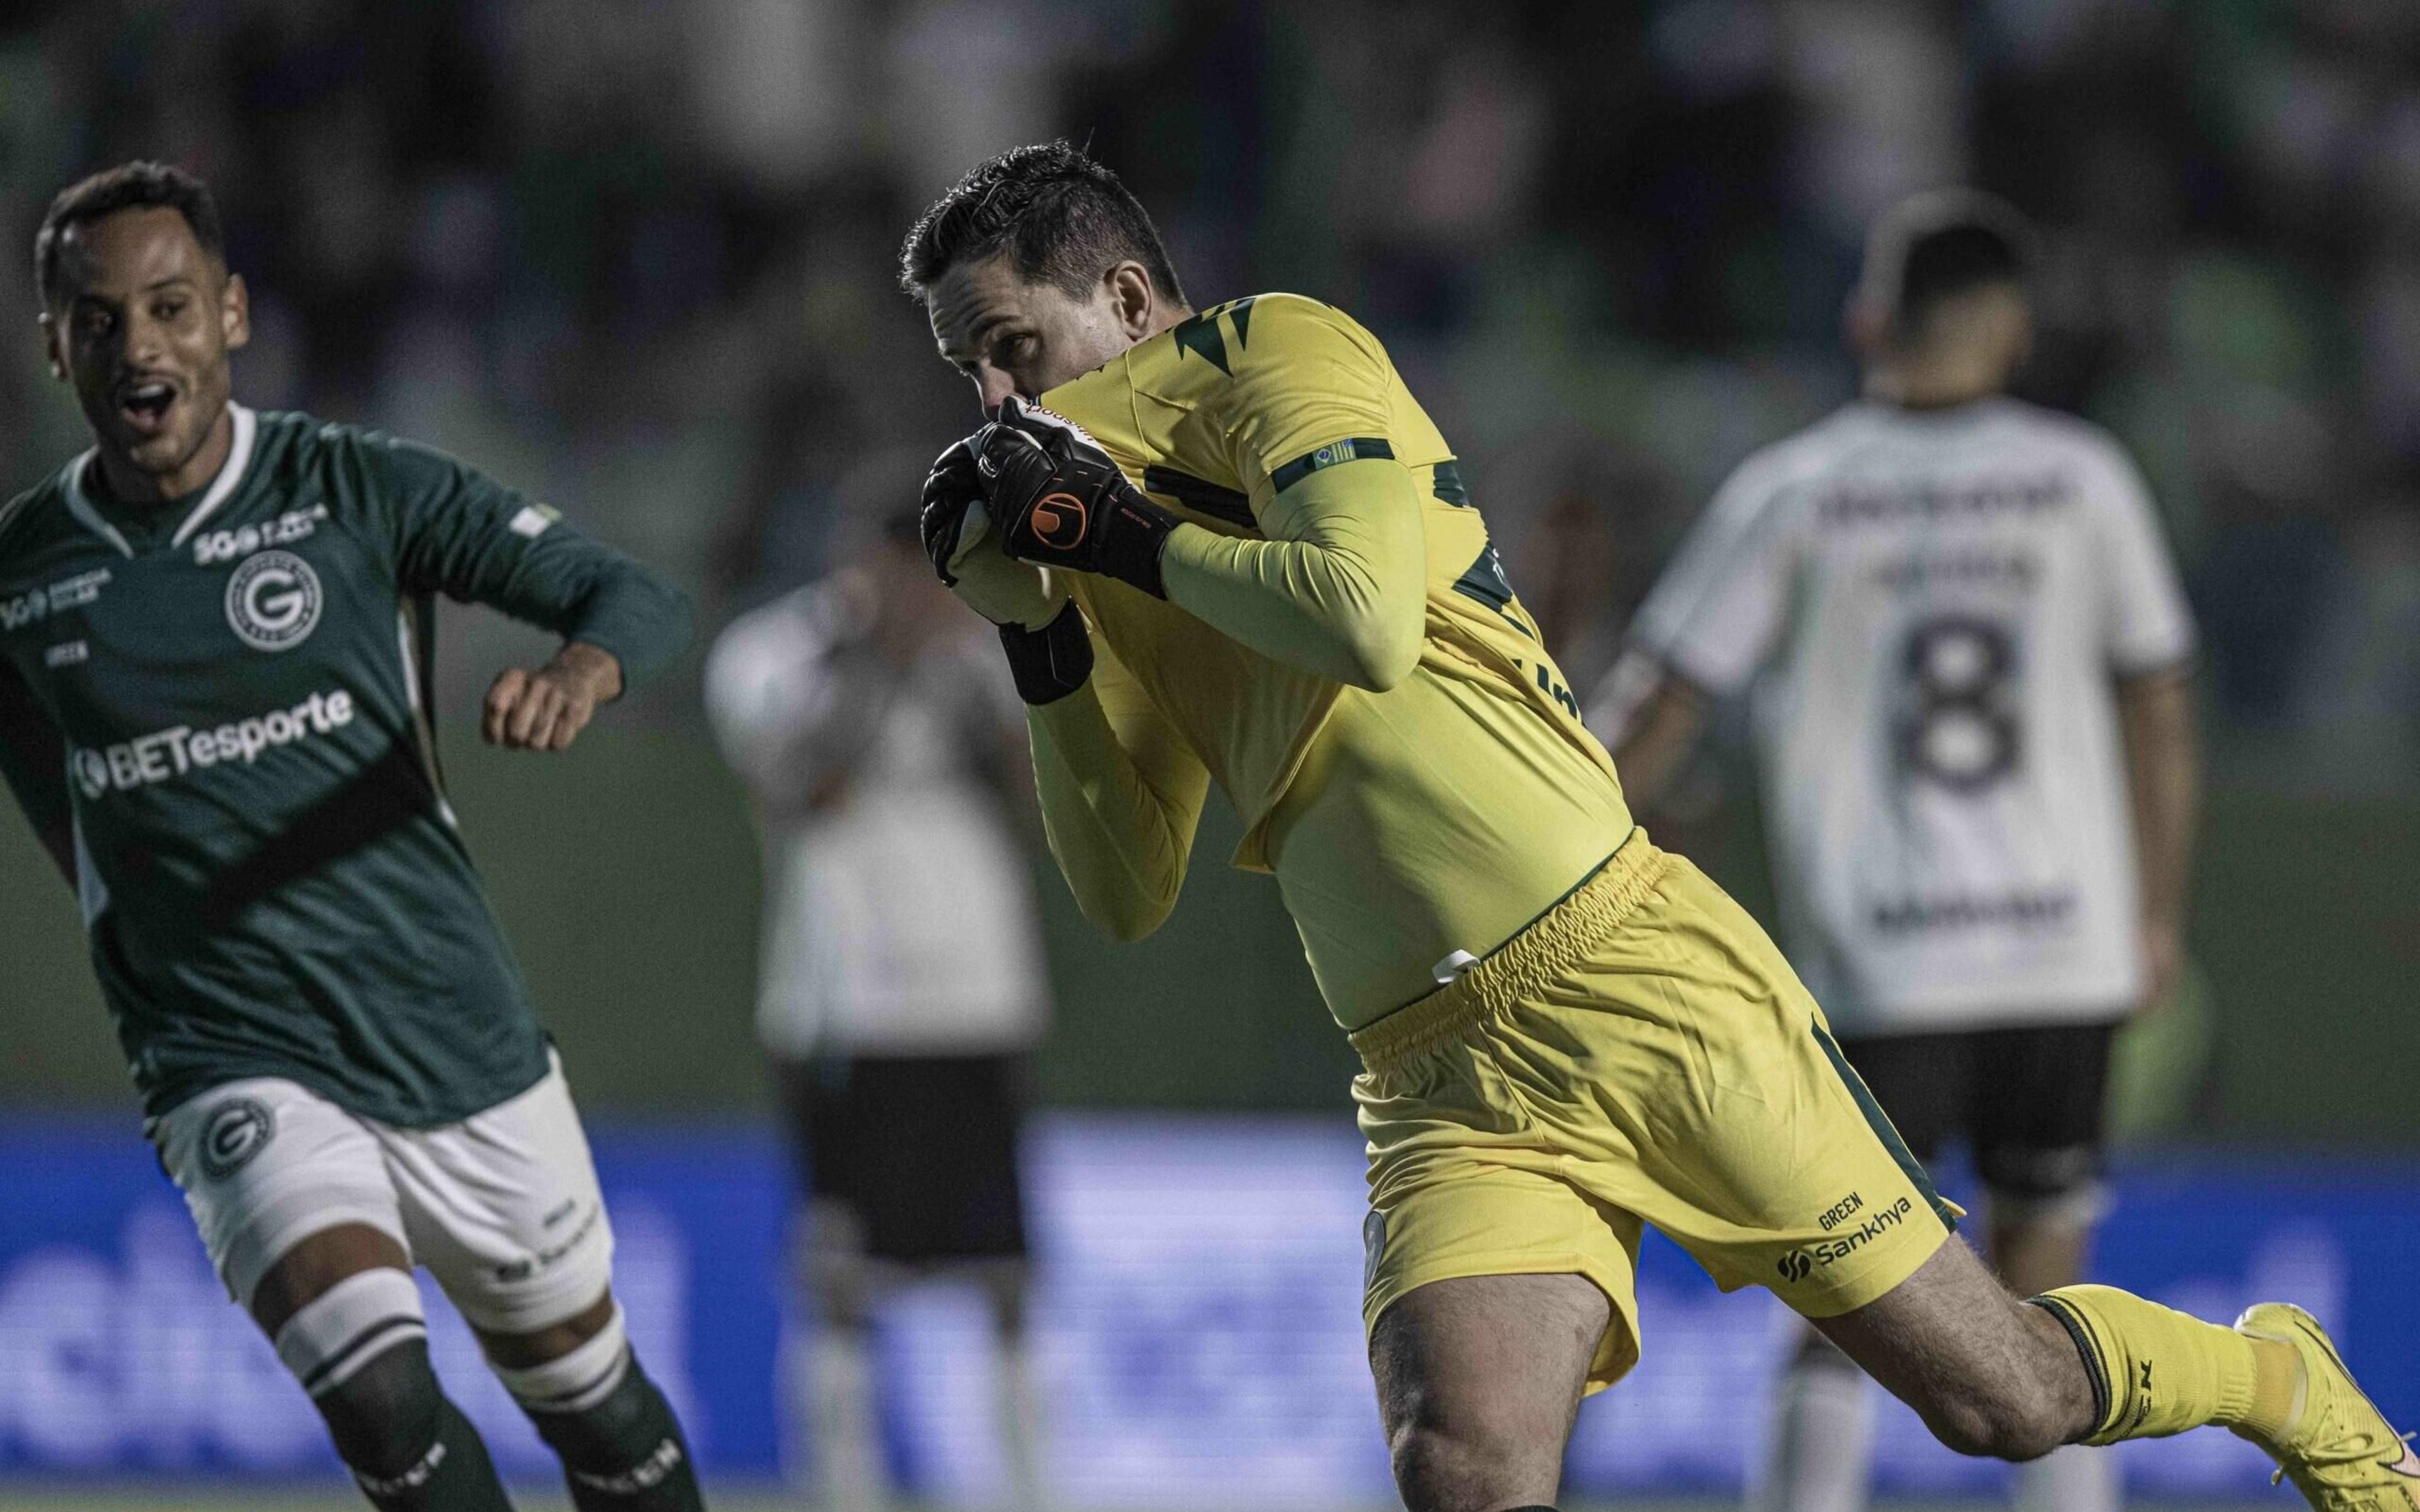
[71,689,357,799]
[508,503,560,539]
[195,1096,277,1181]
[1,568,113,631]
[224,550,324,651]
[45,640,89,668]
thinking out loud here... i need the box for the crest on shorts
[198,1096,277,1181]
[1363,1209,1388,1292]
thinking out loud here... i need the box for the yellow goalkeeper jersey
[1037,294,1634,1027]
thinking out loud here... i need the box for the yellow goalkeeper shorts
[1352,828,1959,1392]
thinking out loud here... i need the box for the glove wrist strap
[998,601,1093,705]
[1095,499,1175,599]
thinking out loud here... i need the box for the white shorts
[150,1050,615,1335]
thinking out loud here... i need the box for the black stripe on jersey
[1449,541,1535,639]
[1141,466,1257,529]
[203,745,444,929]
[1809,1018,1960,1232]
[1431,460,1471,507]
[1269,437,1394,496]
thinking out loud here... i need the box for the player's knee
[1385,1395,1547,1512]
[495,1303,697,1499]
[1914,1378,2069,1462]
[1390,1432,1553,1512]
[1390,1423,1512,1512]
[273,1268,439,1476]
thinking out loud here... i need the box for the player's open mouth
[116,378,177,435]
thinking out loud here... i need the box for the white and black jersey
[704,578,1049,1059]
[1613,399,2194,1034]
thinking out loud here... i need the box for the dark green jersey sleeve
[0,654,72,885]
[369,435,693,685]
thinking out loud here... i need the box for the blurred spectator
[701,459,1050,1512]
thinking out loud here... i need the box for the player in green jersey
[0,163,705,1512]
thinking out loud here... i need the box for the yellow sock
[2032,1285,2301,1445]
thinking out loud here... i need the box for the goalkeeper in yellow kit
[901,143,2411,1512]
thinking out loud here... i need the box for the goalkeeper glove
[974,395,1177,598]
[920,438,1067,630]
[920,437,1092,704]
[994,601,1094,706]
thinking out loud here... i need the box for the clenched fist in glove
[919,437,1067,630]
[973,395,1177,598]
[919,434,1092,706]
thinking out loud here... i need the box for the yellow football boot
[2235,1302,2419,1510]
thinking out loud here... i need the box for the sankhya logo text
[1775,1194,1917,1283]
[72,690,355,800]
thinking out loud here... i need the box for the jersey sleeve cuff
[2109,644,2197,682]
[565,576,694,691]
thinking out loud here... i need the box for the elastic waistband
[1349,828,1671,1071]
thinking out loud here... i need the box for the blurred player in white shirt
[1591,192,2199,1512]
[704,476,1050,1512]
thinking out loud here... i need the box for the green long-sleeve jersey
[0,406,691,1125]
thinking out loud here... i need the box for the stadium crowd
[3,0,2414,793]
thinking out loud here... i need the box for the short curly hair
[34,161,226,307]
[899,140,1185,306]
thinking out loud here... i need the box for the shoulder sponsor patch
[2,568,113,631]
[509,503,560,539]
[1269,437,1394,495]
[193,504,328,566]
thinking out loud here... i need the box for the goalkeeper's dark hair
[35,161,225,307]
[900,141,1185,307]
[1859,188,2037,343]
